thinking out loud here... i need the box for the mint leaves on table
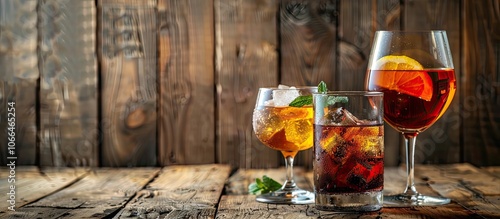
[248,175,282,195]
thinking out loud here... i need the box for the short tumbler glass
[313,91,384,212]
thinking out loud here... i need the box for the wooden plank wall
[0,0,39,165]
[38,0,98,167]
[215,0,280,168]
[158,0,215,165]
[462,0,500,166]
[404,0,462,165]
[0,0,498,168]
[98,0,157,166]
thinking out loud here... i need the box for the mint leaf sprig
[318,81,328,93]
[326,96,349,105]
[288,95,312,107]
[289,81,348,107]
[288,81,327,107]
[248,175,282,195]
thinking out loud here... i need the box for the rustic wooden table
[0,163,498,218]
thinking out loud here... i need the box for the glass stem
[283,156,297,190]
[403,133,419,196]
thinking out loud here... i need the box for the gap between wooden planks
[222,164,500,218]
[114,164,231,218]
[0,164,231,218]
[0,163,498,218]
[0,166,89,210]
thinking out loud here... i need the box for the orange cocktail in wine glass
[366,31,456,206]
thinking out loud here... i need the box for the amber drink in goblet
[366,31,456,206]
[252,86,316,204]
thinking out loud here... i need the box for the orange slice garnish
[372,55,433,101]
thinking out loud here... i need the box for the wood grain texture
[280,0,338,169]
[0,164,497,218]
[338,0,372,91]
[1,208,72,219]
[220,167,316,219]
[115,164,231,218]
[0,0,498,169]
[280,0,337,86]
[158,0,215,166]
[38,0,98,167]
[217,195,317,219]
[0,0,38,165]
[383,164,500,218]
[221,165,487,218]
[215,0,280,168]
[0,167,88,216]
[482,166,500,177]
[414,164,500,218]
[22,168,159,218]
[98,0,157,166]
[404,0,462,165]
[462,0,500,166]
[338,0,403,167]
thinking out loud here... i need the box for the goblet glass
[366,31,456,206]
[252,86,316,204]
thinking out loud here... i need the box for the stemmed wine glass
[366,31,456,206]
[252,86,316,204]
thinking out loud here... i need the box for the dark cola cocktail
[314,124,384,193]
[313,92,384,212]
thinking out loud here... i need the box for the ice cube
[284,118,313,148]
[279,107,311,120]
[264,99,274,106]
[252,108,285,140]
[272,86,300,107]
[320,107,358,125]
[347,172,367,191]
[321,107,379,126]
[365,162,384,189]
[332,141,348,164]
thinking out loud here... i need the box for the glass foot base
[315,191,382,212]
[256,188,314,204]
[384,194,451,207]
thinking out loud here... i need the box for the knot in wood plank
[126,107,146,129]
